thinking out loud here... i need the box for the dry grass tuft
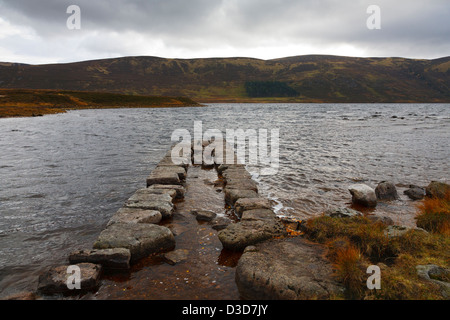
[416,191,450,235]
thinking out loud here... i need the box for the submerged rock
[163,249,190,265]
[235,237,344,299]
[38,263,102,295]
[210,217,232,231]
[375,181,399,201]
[348,184,377,207]
[191,210,217,222]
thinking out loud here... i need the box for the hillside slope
[1,55,449,102]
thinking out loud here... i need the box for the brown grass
[331,240,366,298]
[416,191,450,235]
[302,214,449,299]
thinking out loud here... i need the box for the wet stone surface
[95,165,242,299]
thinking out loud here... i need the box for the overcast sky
[0,0,449,64]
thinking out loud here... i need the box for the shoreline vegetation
[300,183,450,300]
[0,89,201,118]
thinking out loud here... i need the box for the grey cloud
[0,0,448,63]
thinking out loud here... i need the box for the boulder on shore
[235,237,344,299]
[348,184,377,207]
[37,263,102,295]
[404,186,425,200]
[416,264,450,298]
[375,181,399,201]
[426,181,450,199]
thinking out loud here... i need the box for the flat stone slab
[107,207,162,226]
[127,191,173,203]
[225,179,258,192]
[163,249,190,265]
[236,237,344,299]
[139,187,177,200]
[93,223,175,262]
[125,200,174,219]
[38,263,102,295]
[223,169,252,180]
[235,198,272,217]
[218,219,287,252]
[158,155,190,169]
[69,248,131,270]
[241,209,276,222]
[217,164,245,175]
[154,165,187,180]
[224,188,259,206]
[148,184,185,199]
[146,171,181,187]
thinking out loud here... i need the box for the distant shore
[0,89,201,118]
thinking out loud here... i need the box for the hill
[0,89,200,118]
[0,55,449,102]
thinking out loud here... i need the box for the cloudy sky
[0,0,449,64]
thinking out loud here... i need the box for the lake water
[0,103,448,297]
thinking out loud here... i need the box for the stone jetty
[37,145,188,295]
[35,138,342,300]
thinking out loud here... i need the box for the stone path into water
[34,140,343,300]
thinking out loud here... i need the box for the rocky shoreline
[5,140,449,300]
